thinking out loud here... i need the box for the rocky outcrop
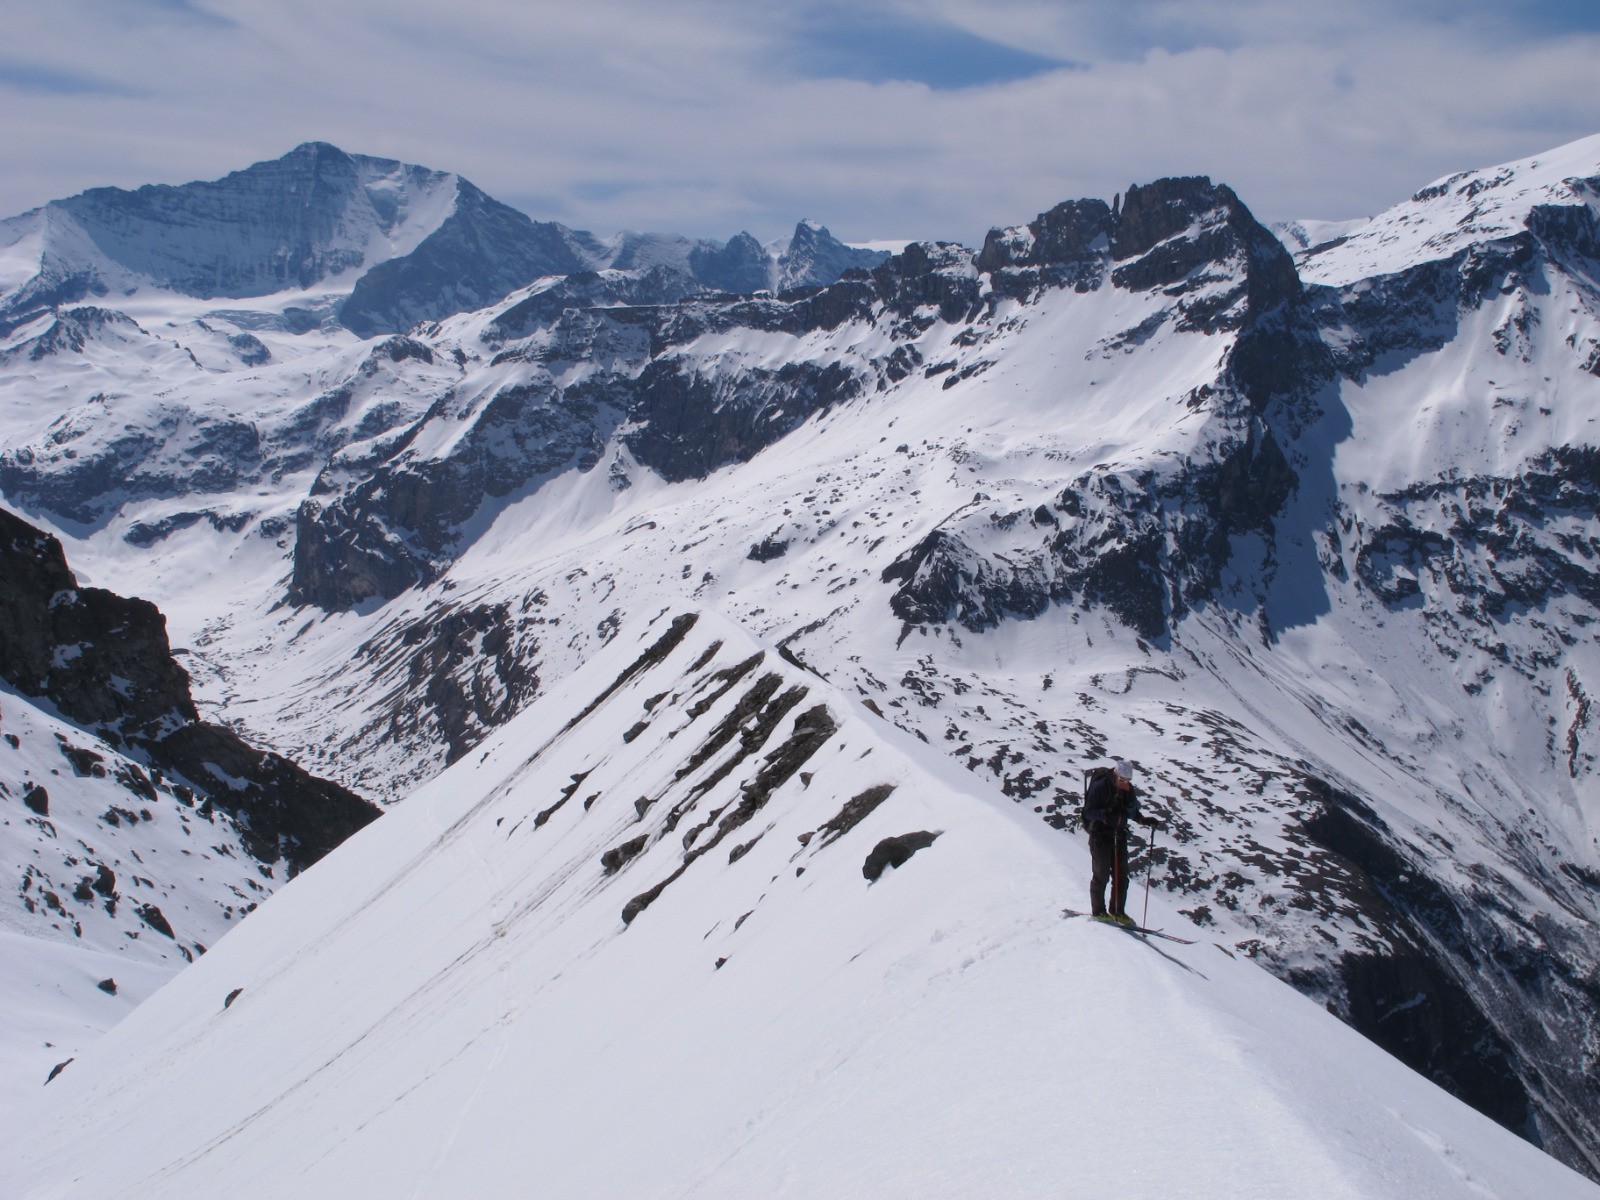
[884,180,1313,642]
[774,220,890,290]
[862,830,941,882]
[0,506,200,742]
[688,232,771,294]
[978,198,1112,297]
[871,242,981,324]
[0,505,377,869]
[982,177,1302,334]
[624,357,864,484]
[881,530,1050,631]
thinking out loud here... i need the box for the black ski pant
[1089,823,1130,916]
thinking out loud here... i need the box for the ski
[1060,909,1197,944]
[1121,925,1196,944]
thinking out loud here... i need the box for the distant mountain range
[0,141,889,339]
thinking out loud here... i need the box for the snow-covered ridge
[1271,216,1369,254]
[10,609,1596,1199]
[1299,133,1600,286]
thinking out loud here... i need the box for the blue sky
[4,0,1599,244]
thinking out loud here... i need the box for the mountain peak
[0,144,468,320]
[284,139,351,158]
[775,218,889,290]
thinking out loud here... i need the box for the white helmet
[1113,759,1134,781]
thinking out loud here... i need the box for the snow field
[0,685,272,1124]
[8,613,1595,1199]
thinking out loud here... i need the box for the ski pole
[1112,825,1122,918]
[1141,823,1159,929]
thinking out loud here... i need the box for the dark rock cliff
[1296,780,1600,1178]
[0,505,377,869]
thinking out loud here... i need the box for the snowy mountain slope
[4,135,1600,1179]
[9,609,1597,1200]
[0,685,264,1130]
[1297,132,1600,287]
[336,174,595,338]
[1271,216,1370,255]
[0,507,378,1123]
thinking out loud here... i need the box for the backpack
[1080,766,1116,829]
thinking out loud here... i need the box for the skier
[1084,759,1161,925]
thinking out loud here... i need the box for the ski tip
[1130,927,1197,943]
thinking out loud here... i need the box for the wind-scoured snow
[1299,133,1600,286]
[8,612,1594,1200]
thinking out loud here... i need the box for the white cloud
[3,0,1598,244]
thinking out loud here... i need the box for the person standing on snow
[1084,759,1161,925]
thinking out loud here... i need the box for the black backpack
[1080,766,1116,829]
